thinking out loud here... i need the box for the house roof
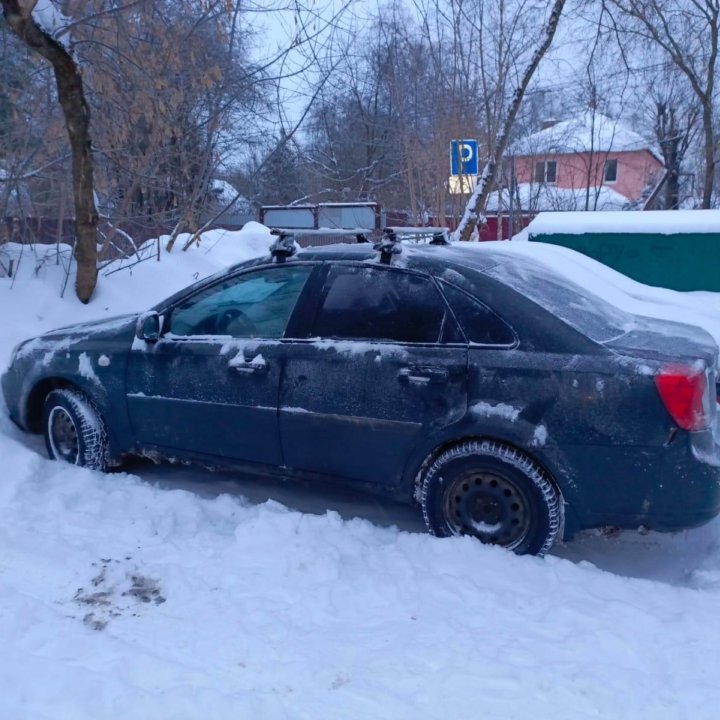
[487,182,629,213]
[511,112,662,162]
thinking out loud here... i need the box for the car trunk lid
[605,316,719,371]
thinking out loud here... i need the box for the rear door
[126,264,312,466]
[280,263,468,488]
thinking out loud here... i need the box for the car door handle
[229,356,268,374]
[398,366,449,385]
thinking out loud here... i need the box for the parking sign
[450,139,478,176]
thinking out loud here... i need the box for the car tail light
[655,365,711,431]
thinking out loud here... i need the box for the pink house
[509,112,665,211]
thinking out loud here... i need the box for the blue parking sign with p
[450,139,478,175]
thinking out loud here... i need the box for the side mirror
[136,311,161,344]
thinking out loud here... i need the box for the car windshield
[484,257,633,343]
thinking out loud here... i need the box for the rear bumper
[556,431,720,534]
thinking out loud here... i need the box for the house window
[604,159,618,183]
[534,160,557,184]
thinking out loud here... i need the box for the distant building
[259,202,382,232]
[506,112,665,211]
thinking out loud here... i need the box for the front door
[126,264,312,466]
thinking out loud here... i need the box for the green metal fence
[529,232,720,292]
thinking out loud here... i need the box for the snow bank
[1,431,719,719]
[2,224,720,718]
[0,224,273,359]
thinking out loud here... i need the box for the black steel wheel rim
[443,470,530,549]
[48,406,80,464]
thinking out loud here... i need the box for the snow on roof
[210,179,239,203]
[512,112,660,161]
[319,202,379,207]
[487,183,629,213]
[527,210,720,236]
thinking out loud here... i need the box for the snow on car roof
[295,241,502,271]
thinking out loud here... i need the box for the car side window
[440,282,516,345]
[311,265,445,343]
[169,266,312,338]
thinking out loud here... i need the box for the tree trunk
[701,103,715,209]
[2,0,98,302]
[604,0,717,210]
[454,0,567,241]
[664,139,680,210]
[656,102,681,210]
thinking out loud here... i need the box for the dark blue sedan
[4,239,720,555]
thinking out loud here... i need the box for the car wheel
[43,389,108,471]
[420,440,563,556]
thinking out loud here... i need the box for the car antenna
[373,227,402,265]
[269,229,297,263]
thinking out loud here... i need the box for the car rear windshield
[483,257,632,343]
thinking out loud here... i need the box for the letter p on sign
[450,139,479,176]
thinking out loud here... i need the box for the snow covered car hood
[38,313,139,339]
[9,313,139,367]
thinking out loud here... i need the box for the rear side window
[441,282,516,345]
[484,258,632,343]
[312,265,445,343]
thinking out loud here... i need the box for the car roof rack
[269,227,375,243]
[429,231,451,246]
[384,226,452,245]
[269,229,297,262]
[373,227,402,264]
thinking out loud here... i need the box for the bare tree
[454,0,567,241]
[602,0,719,208]
[0,38,67,220]
[302,2,486,224]
[653,85,699,209]
[1,0,98,302]
[302,13,409,209]
[69,0,263,248]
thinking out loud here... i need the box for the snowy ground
[2,227,720,719]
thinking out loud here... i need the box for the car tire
[420,440,563,556]
[43,389,108,471]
